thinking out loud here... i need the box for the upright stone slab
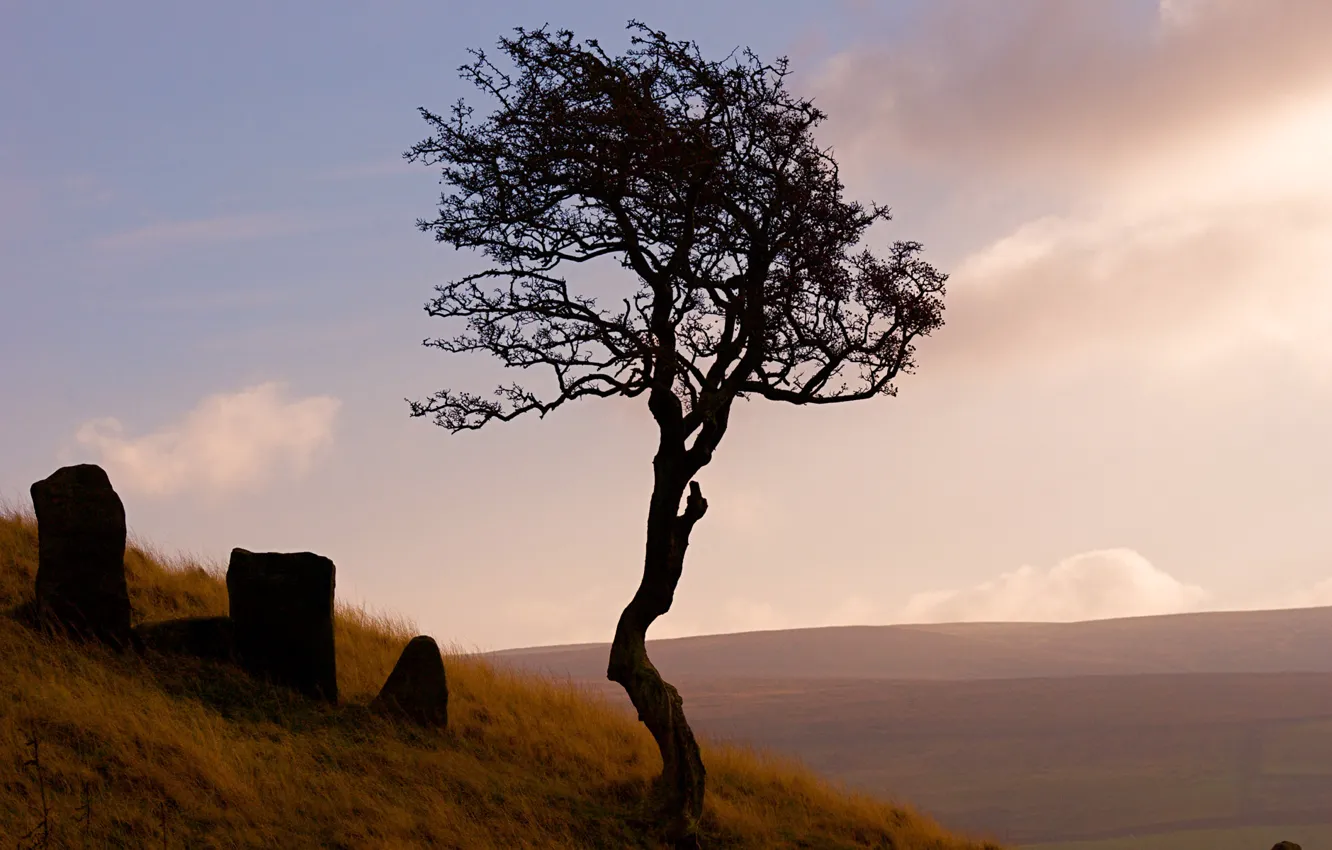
[29,464,132,646]
[370,635,449,727]
[226,548,337,702]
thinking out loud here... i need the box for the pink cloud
[73,382,341,497]
[804,0,1332,381]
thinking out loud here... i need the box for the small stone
[226,548,337,702]
[134,616,235,661]
[29,464,132,646]
[371,635,449,727]
[1272,842,1302,850]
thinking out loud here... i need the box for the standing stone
[371,635,449,727]
[29,464,132,646]
[226,548,337,702]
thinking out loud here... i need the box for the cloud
[74,382,340,496]
[900,549,1209,623]
[815,0,1332,190]
[95,212,311,252]
[927,186,1332,379]
[808,0,1332,380]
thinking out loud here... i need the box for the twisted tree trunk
[608,474,709,847]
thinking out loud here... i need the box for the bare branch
[407,19,946,450]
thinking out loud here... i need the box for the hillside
[0,506,998,849]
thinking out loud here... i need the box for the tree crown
[407,21,946,445]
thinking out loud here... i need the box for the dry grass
[0,505,1002,849]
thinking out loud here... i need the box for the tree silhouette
[406,22,946,845]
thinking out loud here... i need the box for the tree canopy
[407,22,946,449]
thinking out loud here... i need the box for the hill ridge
[493,606,1332,682]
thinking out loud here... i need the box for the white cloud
[74,382,340,496]
[809,0,1332,381]
[815,0,1332,190]
[900,549,1209,623]
[929,185,1332,380]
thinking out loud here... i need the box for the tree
[406,22,946,845]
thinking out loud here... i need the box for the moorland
[0,505,997,849]
[497,610,1332,847]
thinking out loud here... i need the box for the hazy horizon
[490,602,1332,654]
[4,0,1332,651]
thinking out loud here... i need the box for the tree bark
[609,476,709,847]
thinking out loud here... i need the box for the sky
[3,0,1331,651]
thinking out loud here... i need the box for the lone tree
[407,22,946,845]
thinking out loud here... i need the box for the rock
[29,464,132,646]
[226,548,337,702]
[370,635,449,726]
[1272,842,1302,850]
[134,616,235,661]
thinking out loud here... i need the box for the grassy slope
[0,508,1000,849]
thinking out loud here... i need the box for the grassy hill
[0,506,998,849]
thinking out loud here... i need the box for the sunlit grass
[0,504,1002,848]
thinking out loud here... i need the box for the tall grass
[0,505,1001,849]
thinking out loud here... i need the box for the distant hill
[668,671,1332,845]
[493,607,1332,681]
[493,612,1332,846]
